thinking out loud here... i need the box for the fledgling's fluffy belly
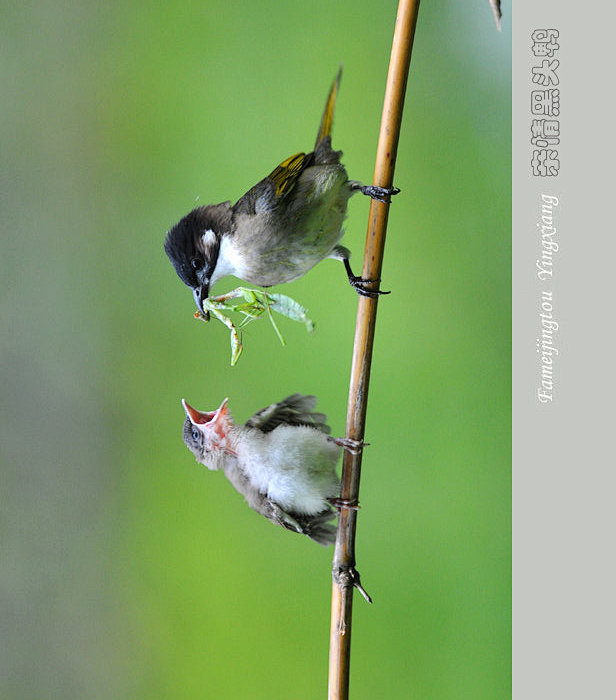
[236,426,341,514]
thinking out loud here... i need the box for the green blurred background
[2,1,510,698]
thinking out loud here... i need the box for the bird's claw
[360,184,401,203]
[328,497,360,511]
[331,437,369,455]
[343,257,390,297]
[349,276,391,298]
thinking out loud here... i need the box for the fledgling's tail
[314,67,343,152]
[303,508,337,546]
[280,506,337,546]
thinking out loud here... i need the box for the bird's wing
[245,394,331,434]
[232,152,314,216]
[268,152,310,197]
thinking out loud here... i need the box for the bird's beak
[192,281,210,316]
[215,397,229,419]
[182,399,216,426]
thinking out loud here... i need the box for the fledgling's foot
[330,436,369,455]
[359,184,401,203]
[328,497,361,511]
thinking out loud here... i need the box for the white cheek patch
[201,229,217,248]
[212,235,246,284]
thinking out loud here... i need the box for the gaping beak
[192,282,210,319]
[182,399,215,425]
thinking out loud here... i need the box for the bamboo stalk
[327,1,421,698]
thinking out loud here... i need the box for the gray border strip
[513,3,615,698]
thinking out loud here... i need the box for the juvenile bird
[164,68,397,315]
[181,394,348,545]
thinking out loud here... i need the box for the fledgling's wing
[245,394,331,435]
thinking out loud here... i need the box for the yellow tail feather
[315,67,342,150]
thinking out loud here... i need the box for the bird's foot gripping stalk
[330,436,368,455]
[343,259,391,298]
[328,497,360,512]
[359,184,401,203]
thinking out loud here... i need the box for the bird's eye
[191,429,200,441]
[190,257,203,270]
